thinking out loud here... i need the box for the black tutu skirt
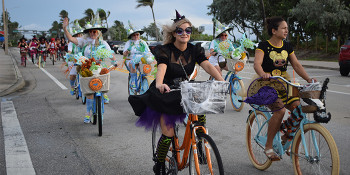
[128,81,186,130]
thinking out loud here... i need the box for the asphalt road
[1,47,349,175]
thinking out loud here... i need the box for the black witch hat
[172,10,185,23]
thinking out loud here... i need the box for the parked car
[339,38,350,76]
[190,41,211,57]
[148,41,163,55]
[107,41,124,54]
[118,42,126,55]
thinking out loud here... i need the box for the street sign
[12,30,19,33]
[52,31,57,34]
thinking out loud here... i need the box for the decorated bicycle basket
[77,56,111,95]
[139,63,152,75]
[245,77,288,112]
[180,80,229,114]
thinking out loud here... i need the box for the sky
[2,0,218,38]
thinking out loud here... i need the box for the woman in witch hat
[128,10,224,174]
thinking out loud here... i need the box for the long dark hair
[266,17,285,36]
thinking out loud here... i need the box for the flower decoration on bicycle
[244,77,288,112]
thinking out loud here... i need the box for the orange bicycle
[152,81,228,174]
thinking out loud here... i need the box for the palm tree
[97,8,110,28]
[136,0,159,41]
[83,8,95,24]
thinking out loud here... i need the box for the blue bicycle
[245,76,339,174]
[74,71,86,104]
[126,62,151,95]
[210,55,246,111]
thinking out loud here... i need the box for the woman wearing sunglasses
[123,23,152,90]
[128,10,224,174]
[63,15,117,124]
[208,20,234,77]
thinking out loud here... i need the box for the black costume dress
[128,43,207,130]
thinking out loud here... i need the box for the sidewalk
[0,48,340,97]
[0,48,25,97]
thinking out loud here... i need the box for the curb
[247,60,339,71]
[0,48,25,97]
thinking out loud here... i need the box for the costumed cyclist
[252,16,316,161]
[128,10,224,174]
[123,21,154,91]
[66,20,84,96]
[208,19,234,77]
[63,12,117,123]
[37,36,48,66]
[17,36,28,66]
[48,38,57,62]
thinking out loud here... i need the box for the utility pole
[2,0,8,54]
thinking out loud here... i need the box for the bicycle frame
[125,62,149,94]
[171,114,209,172]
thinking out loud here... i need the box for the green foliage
[108,20,128,41]
[142,22,161,40]
[1,11,21,45]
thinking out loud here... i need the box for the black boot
[153,161,166,175]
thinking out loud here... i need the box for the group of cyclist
[17,35,68,66]
[58,9,319,174]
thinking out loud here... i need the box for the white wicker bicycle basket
[180,80,229,114]
[80,73,110,95]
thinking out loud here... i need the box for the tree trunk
[315,35,318,52]
[326,35,328,54]
[151,7,159,41]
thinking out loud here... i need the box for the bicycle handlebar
[270,76,304,88]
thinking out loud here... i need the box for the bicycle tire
[292,123,339,175]
[92,98,97,125]
[24,56,27,67]
[97,96,103,136]
[82,96,86,105]
[52,54,55,65]
[189,133,224,175]
[75,80,79,100]
[139,76,149,95]
[246,111,272,170]
[128,74,136,95]
[229,78,245,111]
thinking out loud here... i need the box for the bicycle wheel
[97,96,103,136]
[92,97,97,125]
[24,56,27,67]
[82,96,86,105]
[246,110,272,170]
[75,80,79,100]
[139,76,149,95]
[229,78,245,111]
[128,74,136,95]
[52,54,55,65]
[292,123,339,175]
[189,133,224,175]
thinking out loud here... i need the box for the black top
[256,40,294,72]
[154,43,207,86]
[128,42,207,116]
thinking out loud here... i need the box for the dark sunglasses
[175,27,192,35]
[89,30,98,34]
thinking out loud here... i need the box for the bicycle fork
[192,125,213,174]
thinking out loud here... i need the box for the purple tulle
[244,86,278,105]
[136,107,186,131]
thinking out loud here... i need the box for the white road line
[1,101,36,175]
[328,90,350,96]
[39,67,68,90]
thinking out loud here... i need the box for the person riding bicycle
[28,36,38,62]
[208,19,234,77]
[123,21,153,90]
[63,14,117,123]
[253,16,316,161]
[37,37,48,64]
[128,10,224,175]
[48,38,57,61]
[17,37,28,66]
[66,21,84,95]
[60,37,67,60]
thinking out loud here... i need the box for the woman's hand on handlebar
[156,83,170,94]
[307,78,317,83]
[261,73,271,79]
